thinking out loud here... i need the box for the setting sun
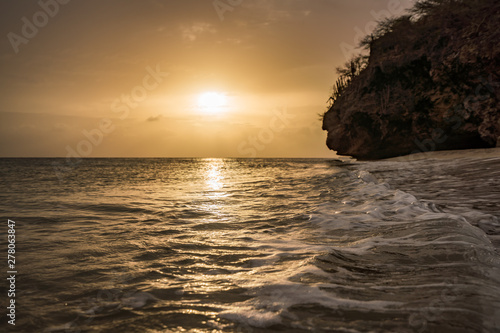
[197,92,228,112]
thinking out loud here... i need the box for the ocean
[1,152,499,333]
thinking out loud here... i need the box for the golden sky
[0,0,415,157]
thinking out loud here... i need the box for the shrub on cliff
[322,0,500,159]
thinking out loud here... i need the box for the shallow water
[0,155,499,332]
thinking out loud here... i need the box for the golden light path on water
[204,159,225,192]
[171,159,248,306]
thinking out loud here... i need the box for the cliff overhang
[322,0,500,160]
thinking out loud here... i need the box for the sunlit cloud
[181,22,216,42]
[146,115,162,122]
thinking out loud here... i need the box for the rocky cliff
[322,0,500,160]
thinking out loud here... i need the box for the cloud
[181,22,216,42]
[146,115,162,122]
[52,123,71,132]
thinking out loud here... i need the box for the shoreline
[382,147,500,162]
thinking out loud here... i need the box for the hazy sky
[0,0,415,157]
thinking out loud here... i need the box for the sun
[197,92,228,113]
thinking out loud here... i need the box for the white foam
[219,307,282,328]
[218,167,499,330]
[120,291,157,309]
[219,282,401,329]
[384,147,500,162]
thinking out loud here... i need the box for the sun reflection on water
[204,159,225,192]
[199,159,229,216]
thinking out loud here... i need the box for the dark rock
[322,0,500,160]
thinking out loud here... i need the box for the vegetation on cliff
[322,0,500,159]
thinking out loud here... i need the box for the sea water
[0,153,499,332]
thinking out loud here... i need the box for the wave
[218,168,500,332]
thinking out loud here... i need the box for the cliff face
[322,0,500,160]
